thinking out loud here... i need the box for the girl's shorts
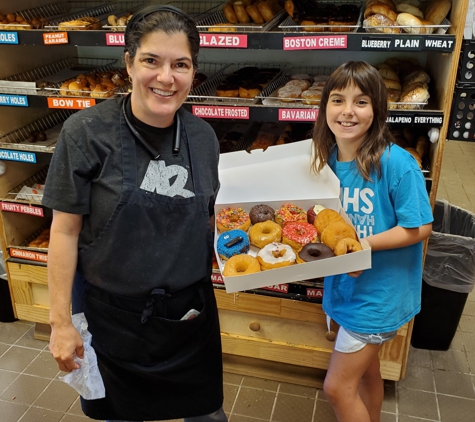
[327,316,398,353]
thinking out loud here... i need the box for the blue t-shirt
[323,144,433,333]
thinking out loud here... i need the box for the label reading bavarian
[392,37,423,51]
[1,202,44,217]
[0,94,28,107]
[361,37,392,50]
[283,35,347,50]
[199,34,247,48]
[0,149,36,163]
[279,108,318,121]
[0,31,18,44]
[192,105,249,119]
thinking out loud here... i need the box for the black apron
[72,108,223,421]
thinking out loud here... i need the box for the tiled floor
[1,140,475,422]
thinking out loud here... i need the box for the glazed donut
[257,242,296,270]
[239,82,262,98]
[249,204,275,224]
[314,208,345,234]
[217,229,250,260]
[216,207,251,232]
[257,1,275,22]
[246,5,264,24]
[223,254,261,277]
[296,243,334,264]
[282,222,318,252]
[275,203,307,227]
[249,220,282,249]
[333,238,363,256]
[307,205,326,225]
[233,1,251,24]
[223,2,238,24]
[321,222,358,250]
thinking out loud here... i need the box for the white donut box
[215,138,372,293]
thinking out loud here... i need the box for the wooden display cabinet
[0,0,469,384]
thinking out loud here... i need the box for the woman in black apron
[43,6,227,421]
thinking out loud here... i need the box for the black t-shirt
[42,97,220,250]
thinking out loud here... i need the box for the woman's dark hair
[311,61,393,181]
[124,6,200,68]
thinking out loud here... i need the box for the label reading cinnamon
[9,247,48,263]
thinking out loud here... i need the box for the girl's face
[126,30,195,127]
[326,83,374,150]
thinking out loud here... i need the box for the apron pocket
[84,285,208,366]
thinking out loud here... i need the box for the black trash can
[0,277,15,322]
[412,200,475,351]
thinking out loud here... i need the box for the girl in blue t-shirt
[311,61,433,422]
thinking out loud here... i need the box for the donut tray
[0,109,72,152]
[2,167,49,205]
[196,7,286,33]
[278,1,363,33]
[187,62,284,105]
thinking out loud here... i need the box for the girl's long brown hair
[311,61,394,181]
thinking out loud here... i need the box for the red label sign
[192,105,249,119]
[1,202,44,217]
[200,34,247,48]
[211,273,224,284]
[279,108,318,121]
[47,97,96,109]
[43,32,68,45]
[106,32,125,46]
[261,284,289,293]
[306,288,323,298]
[10,248,48,263]
[283,35,347,50]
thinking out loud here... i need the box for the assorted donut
[276,74,329,104]
[217,203,364,277]
[222,0,283,26]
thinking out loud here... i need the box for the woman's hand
[49,322,84,372]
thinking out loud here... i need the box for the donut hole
[272,249,286,258]
[235,263,249,273]
[309,250,323,258]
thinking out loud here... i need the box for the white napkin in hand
[59,312,106,400]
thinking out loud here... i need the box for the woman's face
[326,83,374,150]
[126,30,194,127]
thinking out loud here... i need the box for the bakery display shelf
[0,57,122,97]
[278,1,363,34]
[98,1,146,32]
[44,2,115,30]
[2,167,49,205]
[196,7,286,33]
[8,224,51,254]
[187,62,283,105]
[362,17,451,36]
[0,109,72,152]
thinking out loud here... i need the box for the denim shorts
[327,316,398,353]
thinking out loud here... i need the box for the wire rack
[4,167,50,204]
[17,224,51,251]
[44,2,116,29]
[363,17,450,36]
[167,1,226,19]
[196,8,286,33]
[101,1,146,31]
[187,62,284,105]
[278,1,362,33]
[0,109,74,152]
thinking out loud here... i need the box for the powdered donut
[249,204,275,224]
[249,220,282,249]
[296,243,335,263]
[334,238,363,256]
[257,242,296,270]
[223,254,261,277]
[321,222,357,250]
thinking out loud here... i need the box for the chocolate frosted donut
[249,204,275,225]
[297,243,334,263]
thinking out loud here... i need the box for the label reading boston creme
[283,35,347,50]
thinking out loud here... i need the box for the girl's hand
[347,270,363,278]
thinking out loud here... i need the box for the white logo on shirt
[140,160,194,198]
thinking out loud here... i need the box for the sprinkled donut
[257,242,296,270]
[275,203,307,227]
[223,254,261,277]
[249,204,275,224]
[216,207,251,232]
[217,230,250,260]
[282,222,318,251]
[334,238,363,256]
[296,243,334,264]
[249,220,282,249]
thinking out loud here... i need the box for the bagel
[424,0,451,25]
[395,3,424,18]
[396,12,423,34]
[364,3,398,21]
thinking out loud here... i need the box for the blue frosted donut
[217,230,250,260]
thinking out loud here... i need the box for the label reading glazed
[392,37,422,51]
[361,37,391,50]
[192,105,249,119]
[43,32,68,45]
[47,97,96,109]
[1,202,44,217]
[199,34,248,48]
[283,35,347,50]
[279,108,318,121]
[0,31,18,44]
[106,33,125,45]
[0,149,36,163]
[0,94,28,107]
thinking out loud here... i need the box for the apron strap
[141,288,171,324]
